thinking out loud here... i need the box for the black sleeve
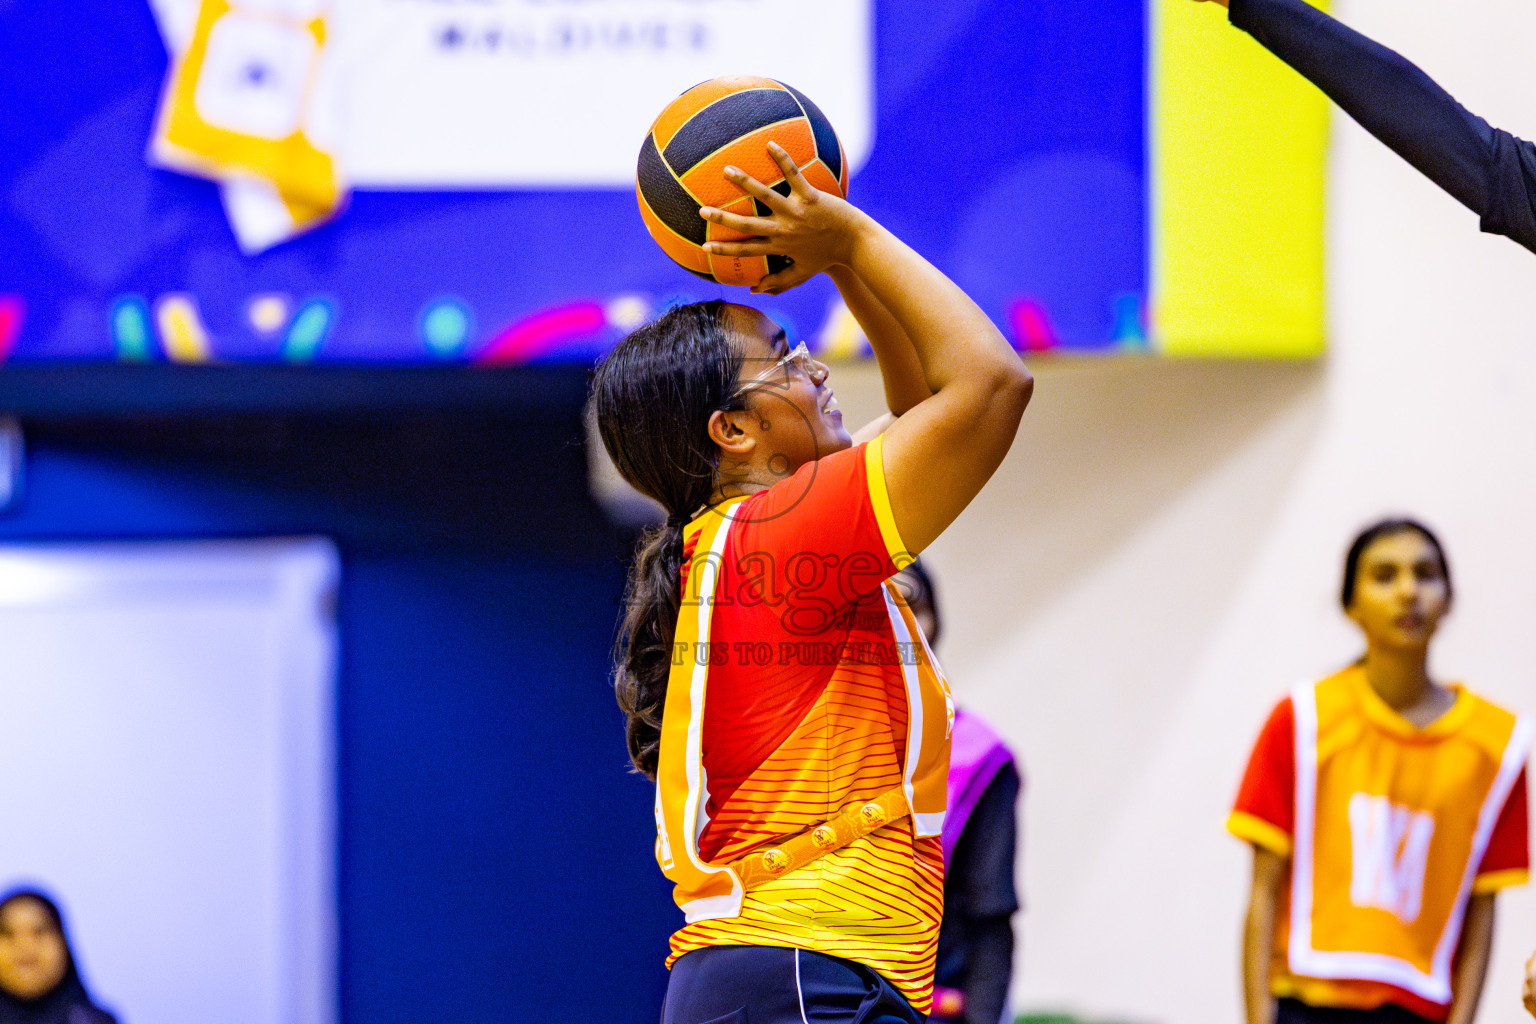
[1228,0,1536,254]
[961,916,1015,1024]
[66,1006,119,1024]
[951,764,1021,919]
[948,764,1021,1024]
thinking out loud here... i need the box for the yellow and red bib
[654,438,953,1011]
[1230,666,1531,1016]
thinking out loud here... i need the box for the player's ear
[708,408,756,456]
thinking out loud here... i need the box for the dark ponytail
[590,301,743,778]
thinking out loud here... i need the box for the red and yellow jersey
[1228,666,1531,1020]
[654,436,954,1012]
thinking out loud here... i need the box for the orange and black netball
[636,76,848,287]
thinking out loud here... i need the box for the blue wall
[0,377,678,1023]
[0,0,1146,359]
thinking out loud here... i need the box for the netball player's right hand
[697,141,870,296]
[1191,0,1230,6]
[1522,949,1536,1018]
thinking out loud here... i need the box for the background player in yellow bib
[591,143,1032,1022]
[1229,519,1531,1024]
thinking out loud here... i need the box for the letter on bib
[1348,793,1436,923]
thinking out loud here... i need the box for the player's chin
[1382,624,1435,650]
[822,422,853,453]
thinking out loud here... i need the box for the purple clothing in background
[942,709,1017,871]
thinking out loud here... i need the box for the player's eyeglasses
[732,341,823,398]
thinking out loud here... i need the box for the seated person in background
[0,889,119,1024]
[895,560,1022,1024]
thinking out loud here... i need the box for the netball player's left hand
[1522,949,1536,1018]
[697,140,867,296]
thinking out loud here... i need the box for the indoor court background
[2,0,1535,1022]
[840,2,1535,1020]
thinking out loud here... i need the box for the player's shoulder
[1305,663,1378,721]
[1453,685,1529,754]
[798,440,870,492]
[1458,684,1519,721]
[1254,691,1296,741]
[66,1006,119,1024]
[1311,663,1361,697]
[742,442,871,521]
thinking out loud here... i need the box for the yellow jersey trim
[864,434,909,564]
[1471,868,1529,895]
[686,496,750,539]
[1227,810,1293,857]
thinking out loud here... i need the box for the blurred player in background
[1228,520,1529,1024]
[591,143,1031,1022]
[894,560,1021,1024]
[0,889,119,1024]
[1194,0,1536,254]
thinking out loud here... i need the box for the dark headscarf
[0,890,117,1024]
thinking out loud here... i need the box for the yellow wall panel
[1152,0,1330,357]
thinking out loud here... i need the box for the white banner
[332,0,873,188]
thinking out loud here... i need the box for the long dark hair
[1341,517,1453,609]
[590,301,744,779]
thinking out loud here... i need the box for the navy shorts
[1276,998,1435,1024]
[662,945,926,1024]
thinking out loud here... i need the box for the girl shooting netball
[591,80,1032,1023]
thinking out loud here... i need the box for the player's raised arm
[700,143,1032,555]
[1194,0,1536,254]
[825,264,933,425]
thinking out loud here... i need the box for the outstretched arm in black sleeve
[1197,0,1536,254]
